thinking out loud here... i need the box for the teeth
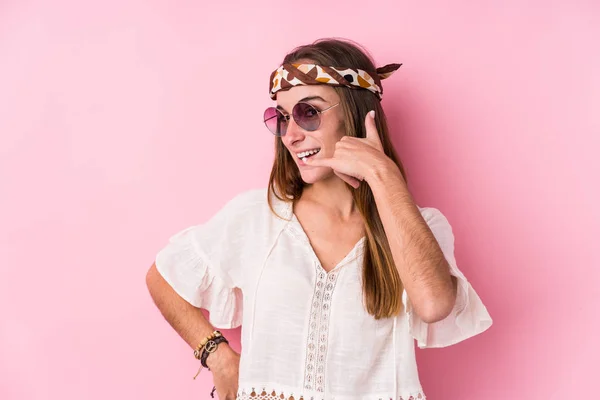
[297,148,320,158]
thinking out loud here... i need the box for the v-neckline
[289,212,366,275]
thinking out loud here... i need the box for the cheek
[321,128,345,152]
[327,116,346,139]
[281,139,295,154]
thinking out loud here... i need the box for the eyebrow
[276,96,329,112]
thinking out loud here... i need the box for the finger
[335,171,361,189]
[337,136,360,147]
[303,156,336,168]
[365,110,383,149]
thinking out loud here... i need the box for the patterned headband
[269,62,402,101]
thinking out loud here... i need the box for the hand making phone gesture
[305,110,399,189]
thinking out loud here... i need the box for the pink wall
[1,0,598,398]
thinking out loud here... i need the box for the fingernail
[369,110,375,119]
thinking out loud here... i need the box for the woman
[146,38,493,400]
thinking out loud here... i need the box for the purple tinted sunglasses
[263,101,340,136]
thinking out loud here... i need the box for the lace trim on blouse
[303,264,339,392]
[237,387,426,400]
[284,212,365,393]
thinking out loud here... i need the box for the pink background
[1,1,598,399]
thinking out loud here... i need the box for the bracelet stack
[192,330,229,379]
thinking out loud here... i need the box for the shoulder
[417,205,454,238]
[417,206,450,224]
[201,187,290,256]
[224,187,269,212]
[218,187,289,223]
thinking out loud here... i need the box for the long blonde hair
[267,38,408,319]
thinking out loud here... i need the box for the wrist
[366,158,404,187]
[205,341,235,371]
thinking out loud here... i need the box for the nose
[283,115,305,146]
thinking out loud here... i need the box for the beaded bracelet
[192,330,229,399]
[192,330,223,379]
[193,330,223,360]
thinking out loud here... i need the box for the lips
[296,148,321,159]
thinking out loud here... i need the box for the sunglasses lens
[293,102,321,131]
[264,107,287,136]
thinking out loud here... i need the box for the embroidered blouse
[155,188,493,400]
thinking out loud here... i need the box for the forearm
[367,162,457,323]
[145,264,234,368]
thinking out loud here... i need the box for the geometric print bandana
[269,63,402,101]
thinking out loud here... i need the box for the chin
[299,169,333,184]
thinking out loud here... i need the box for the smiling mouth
[296,148,321,161]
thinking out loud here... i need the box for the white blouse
[155,188,493,400]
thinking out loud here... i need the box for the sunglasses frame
[264,101,341,136]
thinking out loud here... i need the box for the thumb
[304,156,334,168]
[365,110,382,148]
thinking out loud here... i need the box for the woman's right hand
[207,343,240,400]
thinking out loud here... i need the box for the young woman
[146,38,493,400]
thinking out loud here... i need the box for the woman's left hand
[305,110,392,189]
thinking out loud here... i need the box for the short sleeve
[403,207,493,349]
[155,191,261,329]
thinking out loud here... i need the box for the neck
[300,175,358,220]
